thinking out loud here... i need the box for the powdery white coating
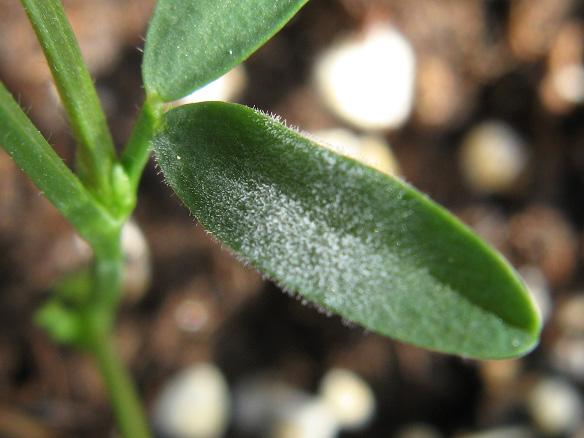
[209,165,395,312]
[153,102,540,358]
[207,174,509,353]
[241,183,382,303]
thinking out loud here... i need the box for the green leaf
[35,300,83,345]
[0,81,118,248]
[143,0,308,102]
[153,102,541,359]
[20,0,117,202]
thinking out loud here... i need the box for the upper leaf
[153,101,541,359]
[143,0,308,102]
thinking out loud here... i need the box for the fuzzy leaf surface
[153,102,541,359]
[143,0,308,102]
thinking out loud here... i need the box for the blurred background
[1,0,584,437]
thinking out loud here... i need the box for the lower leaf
[153,101,541,359]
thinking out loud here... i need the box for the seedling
[0,0,541,437]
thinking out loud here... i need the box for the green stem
[84,317,152,438]
[8,2,153,436]
[19,0,117,203]
[121,99,165,194]
[81,232,152,438]
[91,232,124,315]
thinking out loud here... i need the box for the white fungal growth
[203,169,461,341]
[226,180,394,316]
[185,150,513,352]
[153,102,536,357]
